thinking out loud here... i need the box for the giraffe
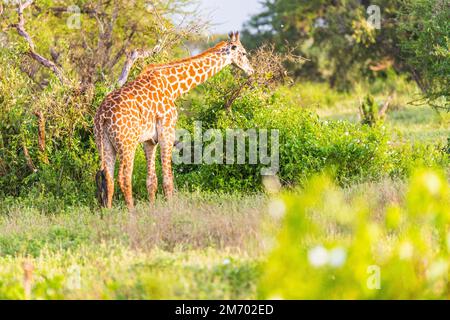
[94,31,254,211]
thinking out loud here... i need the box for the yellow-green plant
[259,169,450,299]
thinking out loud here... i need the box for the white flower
[308,246,328,267]
[268,199,286,220]
[223,258,231,265]
[423,172,441,195]
[328,247,347,267]
[426,259,448,280]
[399,242,414,260]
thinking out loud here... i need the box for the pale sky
[196,0,263,34]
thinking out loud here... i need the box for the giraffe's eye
[231,45,237,50]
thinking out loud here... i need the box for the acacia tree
[242,0,449,109]
[397,0,449,110]
[1,0,206,89]
[242,0,393,89]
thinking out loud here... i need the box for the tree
[397,0,449,110]
[0,0,206,198]
[242,0,449,108]
[1,0,206,89]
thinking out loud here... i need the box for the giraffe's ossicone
[94,31,254,211]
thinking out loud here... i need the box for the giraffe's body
[94,32,253,211]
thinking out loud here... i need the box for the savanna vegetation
[0,0,449,299]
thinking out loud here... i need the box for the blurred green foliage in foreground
[259,168,450,299]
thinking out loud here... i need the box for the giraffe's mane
[143,41,228,72]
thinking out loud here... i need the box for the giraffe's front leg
[157,119,176,199]
[118,146,137,212]
[143,140,158,205]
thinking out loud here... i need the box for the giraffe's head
[226,31,254,76]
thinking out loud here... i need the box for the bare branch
[11,0,67,85]
[223,43,307,111]
[48,6,106,17]
[369,58,394,72]
[22,144,37,173]
[105,25,137,71]
[116,1,207,87]
[33,110,48,164]
[117,43,165,87]
[224,79,251,112]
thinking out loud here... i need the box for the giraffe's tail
[95,114,108,208]
[96,169,108,207]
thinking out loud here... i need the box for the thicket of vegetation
[0,0,204,205]
[0,1,448,204]
[175,70,447,193]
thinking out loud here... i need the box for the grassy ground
[0,82,448,299]
[319,103,449,145]
[0,180,412,299]
[0,193,267,299]
[283,81,449,145]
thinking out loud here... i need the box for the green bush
[244,0,449,107]
[175,70,448,192]
[0,45,110,206]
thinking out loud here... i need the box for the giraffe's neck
[141,43,231,99]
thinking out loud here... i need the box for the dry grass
[0,193,269,256]
[0,182,409,258]
[343,178,406,220]
[0,193,269,299]
[0,181,415,299]
[125,193,267,252]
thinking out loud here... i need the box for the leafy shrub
[0,46,100,205]
[175,70,448,192]
[360,95,382,126]
[259,168,450,299]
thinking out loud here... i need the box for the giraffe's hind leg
[103,137,116,209]
[143,141,158,205]
[95,134,116,209]
[118,147,137,212]
[158,121,176,199]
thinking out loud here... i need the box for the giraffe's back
[95,71,172,150]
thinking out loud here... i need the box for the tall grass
[3,174,446,299]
